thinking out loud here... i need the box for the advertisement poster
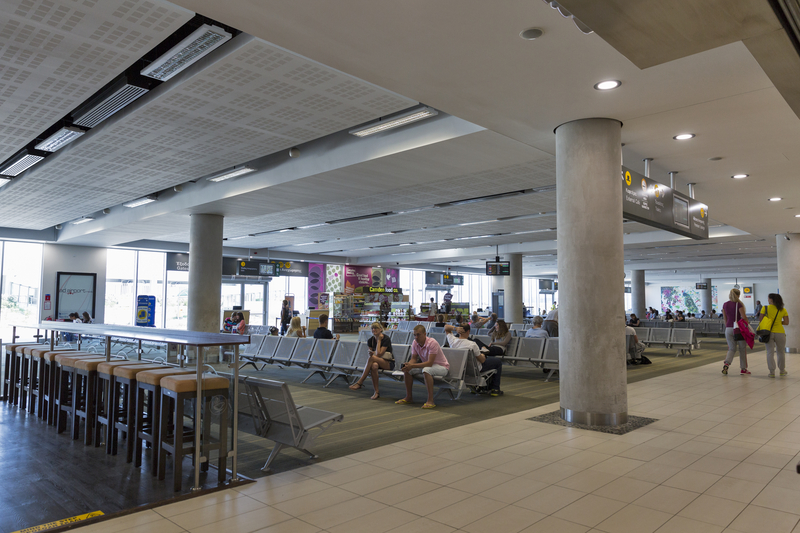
[136,295,156,327]
[345,265,372,294]
[661,286,718,313]
[308,263,326,308]
[385,268,399,289]
[326,264,344,293]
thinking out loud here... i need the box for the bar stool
[55,354,106,439]
[41,350,86,426]
[72,357,112,445]
[27,347,72,418]
[3,343,37,404]
[94,361,158,455]
[134,367,193,473]
[106,364,163,460]
[158,374,230,491]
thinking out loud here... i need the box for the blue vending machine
[136,295,156,327]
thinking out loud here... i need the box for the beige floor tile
[535,429,581,445]
[632,485,698,514]
[514,485,585,514]
[674,439,723,456]
[646,432,696,450]
[384,516,456,533]
[492,455,551,476]
[688,455,740,476]
[726,462,780,484]
[327,506,418,533]
[553,494,626,528]
[590,456,645,476]
[461,504,545,533]
[447,468,516,494]
[558,450,613,469]
[234,472,308,496]
[272,487,354,517]
[531,445,584,462]
[705,476,767,504]
[251,518,320,533]
[438,444,495,463]
[501,439,552,456]
[347,444,406,463]
[727,504,800,533]
[525,462,584,484]
[655,515,724,533]
[625,462,683,484]
[427,494,508,529]
[767,469,800,491]
[155,490,244,518]
[518,515,590,533]
[117,519,186,533]
[651,449,703,469]
[188,506,293,533]
[663,469,722,493]
[314,463,388,487]
[744,450,795,469]
[752,485,800,514]
[419,462,486,485]
[677,494,746,528]
[365,477,441,504]
[389,455,458,477]
[617,444,668,462]
[394,486,472,516]
[464,450,522,469]
[75,511,165,533]
[594,504,671,533]
[591,477,657,503]
[557,469,619,493]
[247,478,331,506]
[588,439,637,456]
[338,469,412,496]
[481,476,549,505]
[296,496,386,529]
[168,496,266,530]
[709,445,760,462]
[563,436,612,450]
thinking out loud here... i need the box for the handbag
[733,303,745,341]
[756,306,777,343]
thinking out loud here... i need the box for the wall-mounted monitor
[673,196,690,229]
[486,261,510,276]
[696,282,708,290]
[539,279,554,290]
[425,271,443,284]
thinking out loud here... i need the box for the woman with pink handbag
[722,288,751,375]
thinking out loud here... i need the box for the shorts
[410,365,449,378]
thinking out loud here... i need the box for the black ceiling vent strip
[72,75,153,128]
[326,212,392,225]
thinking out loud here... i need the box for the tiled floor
[74,352,800,533]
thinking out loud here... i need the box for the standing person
[543,307,558,337]
[758,293,790,378]
[280,300,292,335]
[754,300,763,317]
[350,322,393,399]
[396,325,449,409]
[445,323,503,396]
[722,288,750,375]
[443,289,453,315]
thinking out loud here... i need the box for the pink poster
[307,263,326,308]
[345,265,372,294]
[385,268,399,289]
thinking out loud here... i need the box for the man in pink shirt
[396,325,450,409]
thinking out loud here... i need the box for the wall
[644,278,779,315]
[41,244,107,323]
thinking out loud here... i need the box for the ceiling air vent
[0,149,47,177]
[73,77,150,128]
[141,24,232,81]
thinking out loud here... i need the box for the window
[0,241,43,343]
[105,249,136,326]
[137,251,164,327]
[165,269,188,329]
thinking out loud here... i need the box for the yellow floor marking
[13,511,103,533]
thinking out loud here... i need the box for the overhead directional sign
[622,166,708,240]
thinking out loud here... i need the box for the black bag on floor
[639,355,652,365]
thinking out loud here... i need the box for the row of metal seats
[633,327,700,356]
[636,319,725,335]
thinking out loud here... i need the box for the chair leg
[126,382,136,463]
[71,372,81,440]
[174,394,183,492]
[218,394,228,485]
[84,372,95,446]
[157,393,169,482]
[261,443,284,472]
[134,386,145,468]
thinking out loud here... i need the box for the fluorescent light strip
[71,217,94,225]
[122,195,157,208]
[297,222,330,229]
[350,106,438,137]
[141,24,232,81]
[207,166,255,182]
[0,151,46,176]
[35,127,85,152]
[228,235,252,240]
[459,219,496,226]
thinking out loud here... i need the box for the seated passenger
[483,313,498,331]
[396,325,449,409]
[625,323,645,363]
[434,314,447,328]
[710,308,718,318]
[285,316,306,337]
[350,321,392,400]
[446,323,502,396]
[470,312,487,329]
[628,314,641,327]
[231,311,247,334]
[525,316,550,338]
[313,314,340,340]
[474,320,512,356]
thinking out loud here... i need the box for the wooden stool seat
[159,374,230,491]
[114,365,163,380]
[55,355,105,440]
[95,360,152,454]
[41,350,82,425]
[101,364,162,460]
[4,343,37,405]
[97,360,148,375]
[134,368,193,474]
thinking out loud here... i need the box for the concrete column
[777,234,800,352]
[504,253,523,324]
[700,278,712,316]
[187,214,224,334]
[556,118,627,426]
[630,270,646,318]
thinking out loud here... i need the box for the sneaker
[741,369,751,375]
[722,364,729,375]
[490,389,504,397]
[780,371,788,377]
[768,373,775,378]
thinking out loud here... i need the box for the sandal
[422,402,436,409]
[349,382,363,390]
[370,392,380,400]
[395,398,412,405]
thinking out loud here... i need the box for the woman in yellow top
[758,293,789,377]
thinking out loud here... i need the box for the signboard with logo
[166,253,190,272]
[238,260,279,277]
[136,295,156,327]
[696,283,709,290]
[622,166,708,240]
[55,272,96,320]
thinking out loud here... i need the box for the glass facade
[0,241,43,342]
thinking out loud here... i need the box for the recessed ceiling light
[519,28,543,40]
[594,80,621,90]
[673,133,695,140]
[731,174,748,179]
[769,197,783,202]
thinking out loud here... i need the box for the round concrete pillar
[556,118,627,426]
[777,234,800,352]
[187,214,224,334]
[630,270,646,318]
[700,278,712,316]
[504,253,524,324]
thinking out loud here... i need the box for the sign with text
[696,283,708,290]
[486,261,510,276]
[166,253,190,272]
[622,166,708,240]
[136,295,156,327]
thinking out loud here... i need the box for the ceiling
[0,0,797,283]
